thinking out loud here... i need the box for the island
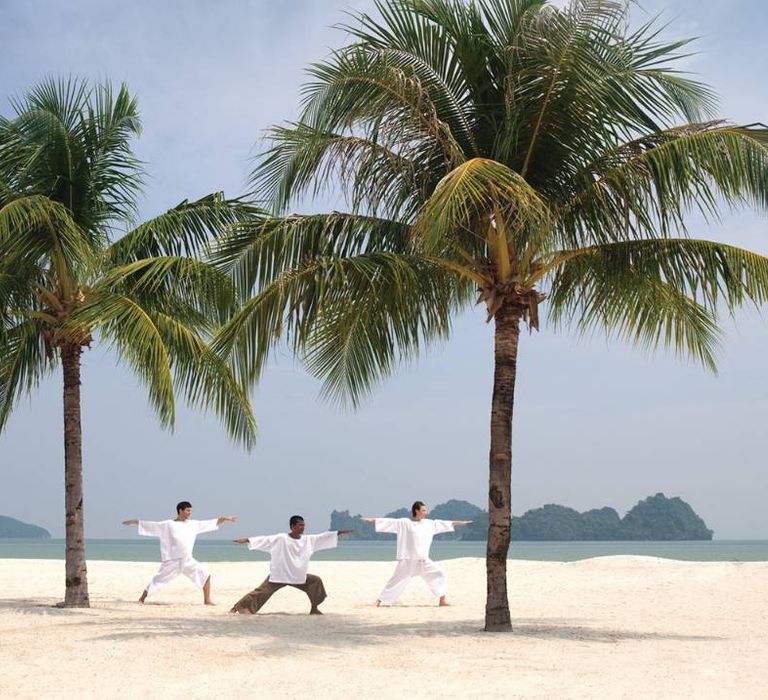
[0,515,51,539]
[330,493,713,541]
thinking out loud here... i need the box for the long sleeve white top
[247,531,338,584]
[374,518,454,560]
[137,519,219,561]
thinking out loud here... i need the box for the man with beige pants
[230,515,353,615]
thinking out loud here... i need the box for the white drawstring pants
[145,558,210,595]
[378,559,447,605]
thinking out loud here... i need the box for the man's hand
[453,520,472,526]
[232,537,249,545]
[360,517,376,523]
[336,529,354,537]
[122,519,138,526]
[217,515,238,525]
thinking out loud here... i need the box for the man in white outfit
[362,501,471,606]
[122,501,237,605]
[230,515,353,615]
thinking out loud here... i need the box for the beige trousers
[230,574,327,613]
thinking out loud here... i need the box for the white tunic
[247,531,338,584]
[374,518,454,560]
[138,519,219,561]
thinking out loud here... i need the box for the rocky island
[330,493,713,541]
[0,515,51,539]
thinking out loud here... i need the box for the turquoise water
[1,539,767,562]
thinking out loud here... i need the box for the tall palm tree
[0,78,257,607]
[213,0,768,630]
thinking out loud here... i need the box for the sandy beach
[2,556,767,699]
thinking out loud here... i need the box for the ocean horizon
[2,538,767,562]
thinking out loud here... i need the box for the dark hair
[289,515,305,528]
[411,501,426,517]
[176,501,192,514]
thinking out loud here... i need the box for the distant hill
[0,515,51,539]
[331,499,488,541]
[330,493,713,541]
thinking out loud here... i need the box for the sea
[1,539,767,562]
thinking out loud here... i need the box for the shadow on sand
[0,598,724,650]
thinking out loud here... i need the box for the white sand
[2,557,767,699]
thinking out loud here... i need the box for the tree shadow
[0,598,725,650]
[91,615,724,648]
[0,598,97,616]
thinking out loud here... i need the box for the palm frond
[558,123,768,246]
[0,318,51,431]
[301,45,464,161]
[108,193,258,263]
[254,43,465,212]
[552,267,721,370]
[0,77,144,242]
[214,252,465,394]
[80,81,143,226]
[210,211,411,295]
[340,0,481,154]
[302,254,463,407]
[542,238,768,314]
[0,196,93,287]
[545,236,768,368]
[148,311,257,450]
[405,0,510,147]
[504,0,716,184]
[75,293,176,428]
[95,255,238,326]
[253,122,430,219]
[412,157,550,261]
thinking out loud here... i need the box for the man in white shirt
[122,501,237,605]
[230,515,353,615]
[362,501,471,607]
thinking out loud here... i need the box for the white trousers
[145,558,210,595]
[378,559,447,605]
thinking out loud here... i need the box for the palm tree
[213,0,768,630]
[0,78,257,607]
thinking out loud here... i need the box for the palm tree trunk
[485,301,520,631]
[61,343,89,607]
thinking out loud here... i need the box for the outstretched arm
[217,515,238,526]
[236,535,278,552]
[336,529,354,536]
[361,517,400,533]
[134,520,164,537]
[453,520,473,526]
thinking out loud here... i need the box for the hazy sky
[1,0,766,540]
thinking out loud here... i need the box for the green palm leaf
[211,211,411,295]
[108,193,258,263]
[77,292,176,427]
[413,157,550,262]
[146,311,257,449]
[544,239,768,312]
[97,255,238,326]
[559,122,768,246]
[0,196,94,294]
[0,318,51,431]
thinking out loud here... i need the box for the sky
[0,0,766,540]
